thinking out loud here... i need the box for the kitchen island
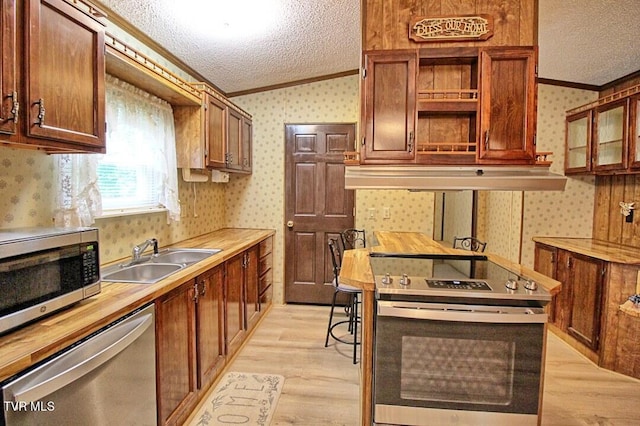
[340,231,561,426]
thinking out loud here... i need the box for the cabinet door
[565,252,605,351]
[0,0,17,136]
[204,94,227,168]
[565,110,593,174]
[629,95,640,170]
[241,116,252,172]
[196,264,225,391]
[361,50,417,163]
[479,47,536,164]
[225,252,245,357]
[225,106,243,171]
[156,280,198,426]
[245,245,260,330]
[25,0,105,151]
[593,100,628,172]
[533,243,558,324]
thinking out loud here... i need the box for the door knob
[286,221,294,228]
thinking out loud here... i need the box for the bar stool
[324,238,361,364]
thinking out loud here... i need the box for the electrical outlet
[383,207,390,219]
[368,208,376,219]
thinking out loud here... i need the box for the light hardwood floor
[189,304,640,425]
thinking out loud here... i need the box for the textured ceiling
[98,0,640,94]
[538,0,640,86]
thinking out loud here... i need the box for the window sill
[96,207,167,219]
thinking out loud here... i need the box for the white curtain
[54,154,103,227]
[53,75,181,226]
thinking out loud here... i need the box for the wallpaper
[520,85,598,267]
[0,77,600,303]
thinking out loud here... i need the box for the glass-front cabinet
[565,110,592,174]
[593,100,628,172]
[630,95,640,170]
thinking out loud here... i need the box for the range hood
[344,165,567,191]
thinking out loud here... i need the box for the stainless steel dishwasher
[1,304,156,426]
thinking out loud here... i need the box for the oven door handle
[377,301,547,324]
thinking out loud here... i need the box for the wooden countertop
[533,237,640,265]
[342,231,561,295]
[0,228,274,383]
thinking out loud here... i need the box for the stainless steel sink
[102,263,185,284]
[150,248,222,265]
[101,248,222,284]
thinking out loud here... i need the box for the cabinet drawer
[259,269,273,294]
[259,285,273,309]
[259,237,273,257]
[259,254,273,274]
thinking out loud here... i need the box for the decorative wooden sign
[409,15,494,42]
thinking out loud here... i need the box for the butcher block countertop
[533,236,640,265]
[0,228,274,383]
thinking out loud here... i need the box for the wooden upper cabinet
[361,50,417,163]
[241,116,252,172]
[0,0,17,136]
[205,94,227,168]
[25,0,105,151]
[225,106,243,171]
[565,110,593,174]
[593,99,628,172]
[630,95,640,170]
[478,47,537,164]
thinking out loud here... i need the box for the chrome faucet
[131,238,159,263]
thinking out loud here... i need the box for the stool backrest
[341,228,366,251]
[453,236,487,252]
[328,238,342,283]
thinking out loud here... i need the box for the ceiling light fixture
[164,0,282,39]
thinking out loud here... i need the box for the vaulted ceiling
[97,0,640,94]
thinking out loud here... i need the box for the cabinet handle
[408,131,414,153]
[5,91,19,123]
[484,130,490,149]
[193,282,199,302]
[200,280,207,296]
[567,257,572,269]
[35,98,45,127]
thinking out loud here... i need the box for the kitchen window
[99,75,179,217]
[54,75,180,226]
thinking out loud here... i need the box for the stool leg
[324,289,338,347]
[353,294,359,364]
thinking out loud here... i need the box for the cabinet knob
[286,220,294,228]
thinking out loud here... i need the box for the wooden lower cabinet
[245,245,260,331]
[156,280,198,426]
[534,243,606,356]
[156,266,225,425]
[195,264,226,391]
[155,237,273,425]
[225,251,247,358]
[258,236,274,312]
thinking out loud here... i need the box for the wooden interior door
[285,123,356,304]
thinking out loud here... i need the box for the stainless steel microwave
[0,227,100,334]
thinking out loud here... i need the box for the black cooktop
[369,253,551,306]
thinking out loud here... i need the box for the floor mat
[189,372,284,426]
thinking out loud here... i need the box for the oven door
[374,301,547,426]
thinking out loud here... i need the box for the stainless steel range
[370,253,549,426]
